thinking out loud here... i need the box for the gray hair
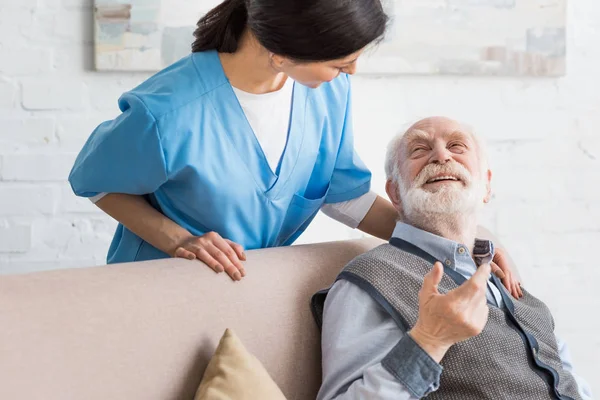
[384,120,489,183]
[384,129,405,182]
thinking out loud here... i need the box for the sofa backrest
[0,238,382,400]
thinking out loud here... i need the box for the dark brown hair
[192,0,388,62]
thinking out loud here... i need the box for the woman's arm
[356,195,398,240]
[96,194,246,280]
[97,193,190,256]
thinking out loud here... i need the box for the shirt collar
[391,221,495,269]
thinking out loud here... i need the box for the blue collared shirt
[317,222,593,400]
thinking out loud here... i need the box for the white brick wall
[0,0,598,393]
[22,80,88,110]
[0,77,18,108]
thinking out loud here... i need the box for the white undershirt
[232,79,294,173]
[91,79,377,229]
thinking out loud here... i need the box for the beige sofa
[0,238,383,400]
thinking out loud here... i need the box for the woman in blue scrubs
[69,0,520,295]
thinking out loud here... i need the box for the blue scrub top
[69,50,371,264]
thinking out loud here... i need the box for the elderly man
[312,117,593,400]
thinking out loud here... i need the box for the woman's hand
[173,232,247,281]
[93,194,246,281]
[491,247,523,299]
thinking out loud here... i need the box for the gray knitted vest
[312,239,582,400]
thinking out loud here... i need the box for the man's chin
[404,188,474,215]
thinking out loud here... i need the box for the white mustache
[412,161,472,188]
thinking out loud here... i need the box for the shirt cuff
[320,190,377,228]
[324,180,371,204]
[89,192,108,204]
[381,334,443,398]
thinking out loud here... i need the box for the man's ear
[386,179,402,209]
[483,169,492,203]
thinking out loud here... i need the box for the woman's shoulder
[121,50,227,121]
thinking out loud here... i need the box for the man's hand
[409,261,491,363]
[174,232,246,281]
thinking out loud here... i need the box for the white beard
[397,162,487,247]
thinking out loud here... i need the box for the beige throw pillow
[194,329,287,400]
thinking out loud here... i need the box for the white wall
[1,0,598,393]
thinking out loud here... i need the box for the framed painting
[94,0,566,76]
[361,0,567,76]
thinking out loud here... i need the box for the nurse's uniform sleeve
[69,93,168,198]
[324,76,372,204]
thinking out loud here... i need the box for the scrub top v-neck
[231,78,294,175]
[210,68,304,200]
[69,50,372,264]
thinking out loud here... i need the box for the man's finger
[422,262,444,295]
[452,262,491,298]
[471,262,492,286]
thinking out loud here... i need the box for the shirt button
[445,259,452,266]
[458,247,466,254]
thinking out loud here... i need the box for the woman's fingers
[207,242,242,281]
[490,262,506,280]
[505,275,518,299]
[511,282,518,299]
[213,238,245,278]
[225,239,246,261]
[491,261,522,299]
[173,232,246,281]
[493,260,513,292]
[492,249,508,271]
[192,246,224,273]
[174,247,196,260]
[505,274,522,299]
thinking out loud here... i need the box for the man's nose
[430,145,452,164]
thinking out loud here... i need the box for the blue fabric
[69,51,371,263]
[381,334,442,398]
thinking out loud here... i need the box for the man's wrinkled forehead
[409,116,463,134]
[401,119,474,150]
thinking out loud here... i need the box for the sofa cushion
[195,329,286,400]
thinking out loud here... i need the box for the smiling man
[311,117,593,400]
